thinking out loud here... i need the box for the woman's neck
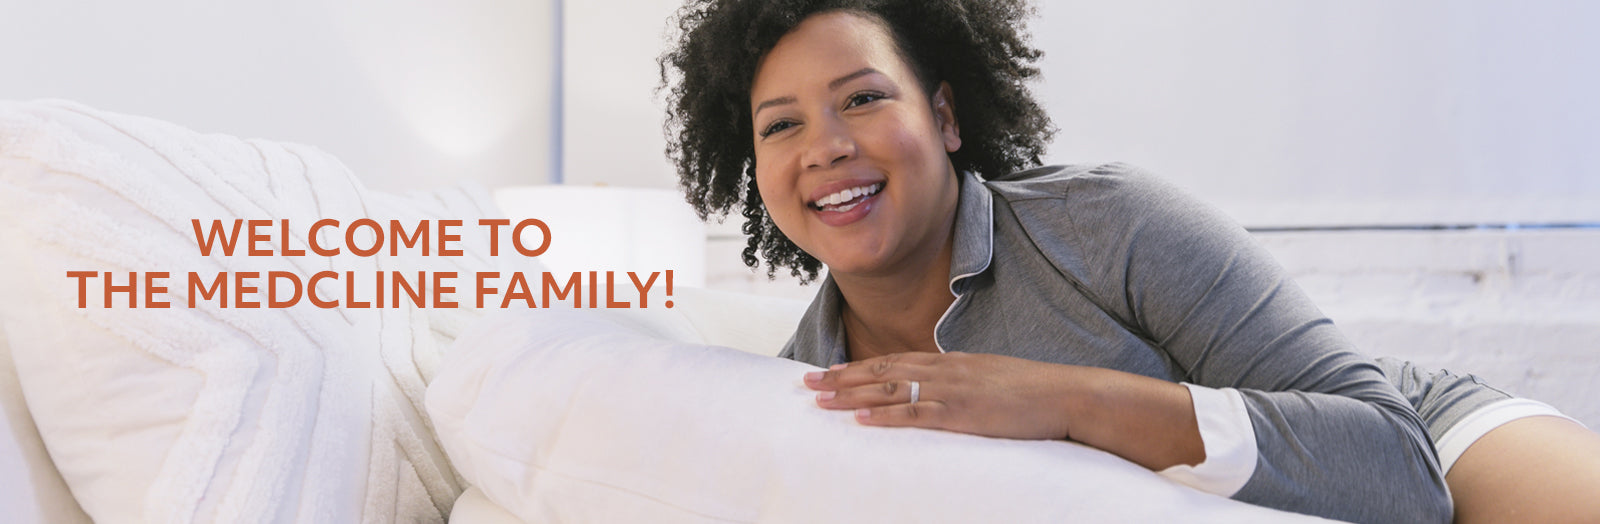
[833,230,958,361]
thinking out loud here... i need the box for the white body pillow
[427,308,1332,523]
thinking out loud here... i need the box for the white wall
[9,1,1594,217]
[561,0,685,189]
[0,0,555,192]
[1034,0,1600,227]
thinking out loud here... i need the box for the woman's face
[749,11,962,278]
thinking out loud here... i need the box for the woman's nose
[802,119,856,170]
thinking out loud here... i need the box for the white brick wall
[1258,229,1599,428]
[707,226,1600,428]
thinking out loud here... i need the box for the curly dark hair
[659,0,1054,283]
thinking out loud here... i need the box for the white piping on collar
[932,171,996,353]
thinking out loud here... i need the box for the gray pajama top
[778,163,1452,523]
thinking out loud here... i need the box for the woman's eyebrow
[754,96,797,118]
[753,68,884,119]
[827,67,880,90]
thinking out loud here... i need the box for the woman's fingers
[816,379,924,408]
[800,352,1081,440]
[802,352,941,390]
[855,399,949,429]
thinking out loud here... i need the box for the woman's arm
[1051,164,1450,522]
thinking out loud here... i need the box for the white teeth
[814,183,882,209]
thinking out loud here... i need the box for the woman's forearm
[1055,366,1206,471]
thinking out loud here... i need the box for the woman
[660,1,1599,522]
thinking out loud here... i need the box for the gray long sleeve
[1038,165,1450,523]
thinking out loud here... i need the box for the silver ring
[908,380,920,404]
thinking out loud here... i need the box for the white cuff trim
[1435,398,1584,474]
[1157,383,1256,497]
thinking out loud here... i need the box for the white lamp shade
[492,186,706,288]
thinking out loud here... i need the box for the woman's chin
[814,250,898,279]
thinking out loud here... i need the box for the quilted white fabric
[0,100,522,523]
[428,307,1334,523]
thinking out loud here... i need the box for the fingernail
[803,371,824,382]
[855,408,871,419]
[829,363,847,370]
[816,391,835,401]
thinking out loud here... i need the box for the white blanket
[0,100,509,522]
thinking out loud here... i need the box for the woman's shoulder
[981,162,1236,255]
[981,162,1184,209]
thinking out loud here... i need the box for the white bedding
[0,99,518,523]
[427,308,1334,523]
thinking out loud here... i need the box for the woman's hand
[803,351,1082,441]
[802,351,1206,470]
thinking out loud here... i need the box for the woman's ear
[933,81,961,153]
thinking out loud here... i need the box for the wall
[12,0,1594,219]
[0,0,555,192]
[1034,0,1600,227]
[561,0,685,188]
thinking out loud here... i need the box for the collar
[946,170,995,293]
[785,171,995,367]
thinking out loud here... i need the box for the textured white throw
[0,100,509,523]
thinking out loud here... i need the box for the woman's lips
[811,185,881,227]
[807,179,883,206]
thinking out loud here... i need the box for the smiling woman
[658,1,1600,522]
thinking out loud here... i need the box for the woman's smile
[808,180,884,226]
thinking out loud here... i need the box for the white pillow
[449,487,526,524]
[665,287,809,357]
[427,308,1329,523]
[0,328,93,524]
[0,100,527,523]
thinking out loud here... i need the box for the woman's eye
[845,92,885,109]
[760,120,795,138]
